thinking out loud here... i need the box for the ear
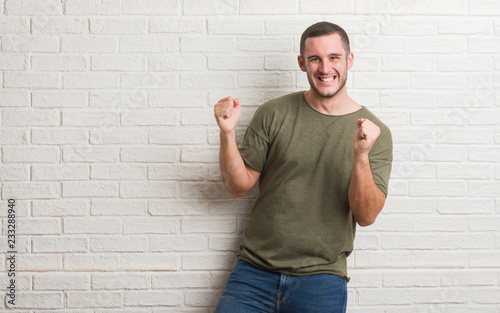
[298,55,306,72]
[347,52,354,70]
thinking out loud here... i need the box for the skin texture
[214,33,386,226]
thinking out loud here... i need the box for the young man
[213,22,392,313]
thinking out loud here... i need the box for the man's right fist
[214,96,241,134]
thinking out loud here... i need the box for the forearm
[348,155,386,227]
[219,130,254,197]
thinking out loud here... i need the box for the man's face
[298,34,353,99]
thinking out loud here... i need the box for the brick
[149,54,206,71]
[123,291,180,306]
[32,164,89,181]
[411,73,466,89]
[66,291,121,308]
[383,270,439,287]
[470,217,500,231]
[391,162,434,179]
[64,217,121,234]
[91,164,146,180]
[413,288,470,304]
[90,17,146,34]
[439,19,492,34]
[32,17,88,34]
[18,254,62,271]
[208,17,264,35]
[32,55,88,71]
[469,181,500,197]
[32,236,89,252]
[121,109,179,126]
[63,72,120,89]
[122,217,179,234]
[436,163,492,179]
[412,0,467,15]
[91,199,147,215]
[90,128,148,144]
[437,233,493,250]
[121,253,179,270]
[410,180,466,197]
[3,109,59,126]
[122,0,180,14]
[65,0,121,15]
[6,0,62,14]
[62,182,118,198]
[473,288,500,304]
[149,17,204,33]
[120,35,178,53]
[0,91,28,107]
[353,232,379,250]
[0,165,29,181]
[438,55,493,71]
[120,146,178,162]
[265,18,323,35]
[352,36,408,54]
[183,0,238,15]
[380,233,436,249]
[182,217,236,233]
[181,36,236,53]
[410,37,466,54]
[149,235,206,252]
[238,72,294,88]
[90,91,147,108]
[148,164,206,180]
[61,36,117,53]
[441,270,497,286]
[92,273,150,290]
[91,236,147,252]
[149,127,206,144]
[63,146,119,162]
[209,55,263,71]
[9,217,60,234]
[4,72,61,88]
[63,111,119,127]
[91,55,146,71]
[438,92,494,108]
[121,73,178,89]
[181,182,228,199]
[238,37,292,52]
[34,273,90,290]
[241,0,297,14]
[354,73,409,89]
[437,199,493,214]
[382,56,435,71]
[264,54,299,71]
[33,91,87,108]
[120,182,179,198]
[182,253,235,270]
[0,129,28,144]
[381,19,437,35]
[412,216,467,232]
[3,182,60,199]
[355,250,410,268]
[469,0,500,15]
[152,272,210,288]
[33,200,89,216]
[470,252,500,267]
[411,110,468,125]
[0,53,28,70]
[148,200,208,216]
[410,251,468,268]
[149,91,206,108]
[64,254,120,271]
[0,17,29,34]
[32,128,88,145]
[10,292,62,309]
[356,0,409,14]
[469,37,500,53]
[181,72,235,89]
[299,0,353,13]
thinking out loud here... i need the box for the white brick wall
[0,0,499,312]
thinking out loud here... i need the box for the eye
[330,56,339,61]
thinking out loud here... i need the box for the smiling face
[298,33,353,99]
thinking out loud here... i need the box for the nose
[319,59,329,73]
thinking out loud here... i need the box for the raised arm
[214,96,260,198]
[348,118,386,227]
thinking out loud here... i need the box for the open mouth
[317,75,337,83]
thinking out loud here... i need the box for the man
[213,22,392,313]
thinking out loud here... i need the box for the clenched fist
[214,96,241,134]
[353,118,380,156]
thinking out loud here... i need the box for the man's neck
[304,88,361,116]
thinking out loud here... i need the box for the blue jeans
[214,259,347,313]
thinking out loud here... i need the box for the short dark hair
[300,22,350,58]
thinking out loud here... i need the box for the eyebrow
[307,53,343,60]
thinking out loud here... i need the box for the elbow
[224,183,249,198]
[357,217,376,227]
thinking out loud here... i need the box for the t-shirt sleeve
[369,127,393,197]
[238,107,271,173]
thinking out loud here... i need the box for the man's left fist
[353,118,380,156]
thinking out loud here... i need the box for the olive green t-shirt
[238,91,393,280]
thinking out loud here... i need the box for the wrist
[353,153,370,165]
